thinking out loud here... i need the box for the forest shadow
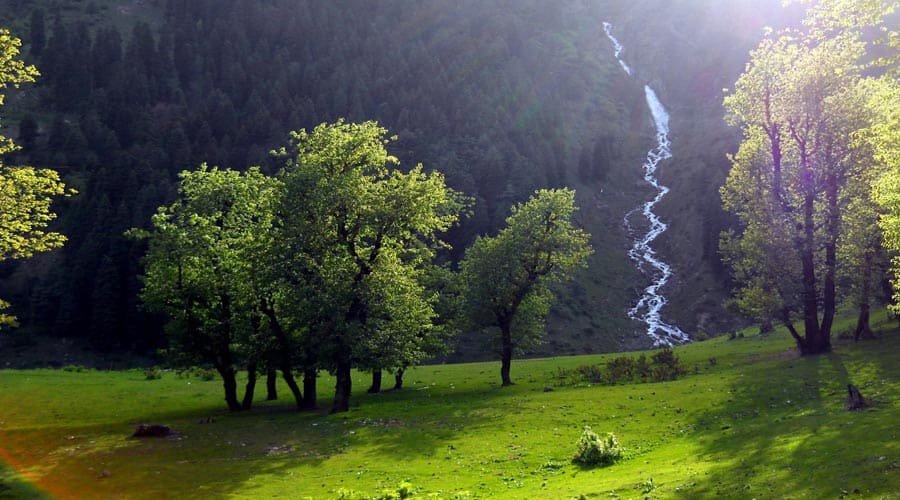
[0,381,510,498]
[680,332,899,498]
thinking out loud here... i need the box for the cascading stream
[602,22,690,346]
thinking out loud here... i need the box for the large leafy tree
[868,78,900,309]
[0,29,68,327]
[458,188,591,386]
[135,166,281,411]
[721,0,896,354]
[274,120,465,413]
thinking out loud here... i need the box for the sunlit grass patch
[0,310,897,498]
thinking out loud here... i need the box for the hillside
[0,312,896,498]
[0,0,810,358]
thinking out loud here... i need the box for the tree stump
[846,384,867,411]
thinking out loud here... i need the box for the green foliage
[0,0,627,352]
[555,348,685,386]
[457,188,591,383]
[650,347,685,382]
[572,427,622,467]
[866,78,900,311]
[273,120,465,410]
[133,165,279,409]
[0,29,69,328]
[175,366,217,381]
[720,1,892,351]
[334,482,417,500]
[604,356,635,384]
[0,28,39,154]
[135,166,278,363]
[143,366,162,380]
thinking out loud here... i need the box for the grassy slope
[0,311,898,499]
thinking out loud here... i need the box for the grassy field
[0,311,898,499]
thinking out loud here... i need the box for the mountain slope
[0,0,801,358]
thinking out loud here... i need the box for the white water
[603,22,690,346]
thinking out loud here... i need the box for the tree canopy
[0,29,68,328]
[721,0,896,354]
[458,188,591,385]
[274,120,466,412]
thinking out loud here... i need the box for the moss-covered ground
[0,311,898,499]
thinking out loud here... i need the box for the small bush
[144,366,162,380]
[553,349,686,387]
[572,426,622,466]
[575,364,604,383]
[605,356,635,384]
[639,477,655,494]
[650,348,685,382]
[62,364,86,373]
[176,366,218,381]
[635,354,651,381]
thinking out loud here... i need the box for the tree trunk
[820,174,839,351]
[302,369,317,410]
[367,369,382,393]
[281,367,304,410]
[266,366,278,400]
[796,147,828,356]
[393,367,404,390]
[332,357,352,413]
[217,366,242,411]
[799,216,825,355]
[241,363,257,410]
[759,318,774,335]
[500,322,513,386]
[854,303,875,341]
[846,384,867,410]
[260,299,302,407]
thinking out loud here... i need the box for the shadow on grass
[0,378,515,498]
[680,328,900,498]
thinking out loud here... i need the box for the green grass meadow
[0,312,898,499]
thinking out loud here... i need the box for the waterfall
[603,22,690,346]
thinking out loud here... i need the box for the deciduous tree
[274,120,465,412]
[721,1,895,354]
[458,188,591,386]
[0,29,68,327]
[134,166,279,411]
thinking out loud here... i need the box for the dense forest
[0,0,842,360]
[0,0,646,358]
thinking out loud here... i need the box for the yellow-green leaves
[721,0,891,337]
[0,29,67,328]
[458,188,592,346]
[0,166,67,260]
[0,28,39,155]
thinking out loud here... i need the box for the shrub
[177,366,218,381]
[553,349,686,386]
[144,366,162,380]
[572,426,622,466]
[605,356,635,384]
[650,348,685,382]
[575,364,604,383]
[634,354,651,381]
[62,364,86,373]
